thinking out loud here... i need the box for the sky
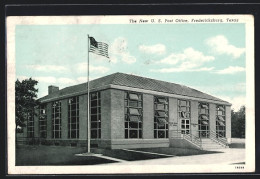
[15,23,246,111]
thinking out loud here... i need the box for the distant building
[19,72,231,150]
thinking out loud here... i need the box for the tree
[15,78,39,139]
[231,106,245,138]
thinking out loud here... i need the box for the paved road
[101,148,245,165]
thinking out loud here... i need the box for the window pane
[91,100,97,107]
[91,93,97,99]
[129,115,141,122]
[180,100,186,106]
[129,93,139,100]
[129,101,139,107]
[158,98,166,103]
[91,108,97,114]
[156,104,165,110]
[91,115,97,121]
[125,130,128,138]
[91,130,97,138]
[180,106,186,111]
[91,122,97,128]
[129,108,140,115]
[129,122,138,128]
[98,129,101,138]
[218,111,223,115]
[139,130,142,138]
[158,131,165,138]
[71,130,76,138]
[129,130,138,138]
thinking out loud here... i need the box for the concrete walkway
[102,148,245,165]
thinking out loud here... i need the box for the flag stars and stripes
[89,36,109,59]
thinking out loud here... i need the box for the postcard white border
[7,15,255,174]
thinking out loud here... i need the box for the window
[154,96,169,138]
[39,104,47,138]
[52,101,61,138]
[125,91,143,138]
[198,102,209,138]
[68,96,79,139]
[27,112,34,138]
[178,100,191,134]
[216,105,226,137]
[90,92,101,139]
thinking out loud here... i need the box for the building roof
[39,72,230,105]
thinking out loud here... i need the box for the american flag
[89,37,109,58]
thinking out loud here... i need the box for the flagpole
[87,34,90,153]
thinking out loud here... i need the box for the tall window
[68,96,79,138]
[154,96,169,138]
[124,91,143,138]
[90,92,101,139]
[178,100,191,134]
[198,102,209,138]
[216,105,226,137]
[39,105,47,138]
[27,112,34,138]
[52,101,61,139]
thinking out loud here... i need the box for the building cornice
[39,84,231,106]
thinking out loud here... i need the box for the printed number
[235,166,244,169]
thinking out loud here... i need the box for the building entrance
[178,100,191,134]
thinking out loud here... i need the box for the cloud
[190,83,246,95]
[110,37,136,64]
[206,35,245,59]
[109,56,117,63]
[57,78,76,84]
[17,75,29,81]
[214,66,245,74]
[159,48,214,65]
[74,62,109,74]
[152,47,215,73]
[26,65,68,73]
[151,67,214,73]
[34,76,57,83]
[139,44,166,55]
[217,95,246,112]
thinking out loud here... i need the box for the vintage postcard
[7,15,255,174]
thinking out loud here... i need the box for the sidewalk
[101,148,245,165]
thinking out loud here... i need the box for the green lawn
[133,147,220,156]
[16,145,220,166]
[16,145,116,166]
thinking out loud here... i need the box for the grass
[16,145,220,166]
[93,148,170,161]
[16,145,116,166]
[132,147,220,156]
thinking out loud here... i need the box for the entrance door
[198,103,209,138]
[178,100,191,134]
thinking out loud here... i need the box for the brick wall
[190,100,198,137]
[143,94,154,139]
[110,89,125,139]
[79,94,87,140]
[101,89,111,140]
[169,97,178,135]
[209,103,216,133]
[225,105,231,141]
